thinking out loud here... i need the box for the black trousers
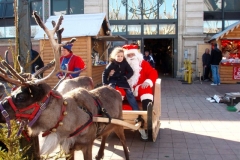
[203,65,211,80]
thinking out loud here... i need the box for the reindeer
[0,12,129,160]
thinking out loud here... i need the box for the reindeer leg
[82,142,93,160]
[95,135,108,160]
[114,126,130,160]
[68,148,75,160]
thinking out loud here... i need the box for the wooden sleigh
[93,78,161,142]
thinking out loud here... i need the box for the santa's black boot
[142,99,152,111]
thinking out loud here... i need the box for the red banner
[233,67,240,80]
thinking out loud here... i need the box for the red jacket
[58,52,85,78]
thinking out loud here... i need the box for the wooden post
[17,0,31,73]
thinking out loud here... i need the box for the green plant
[0,120,31,160]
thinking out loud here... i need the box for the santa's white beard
[126,55,142,87]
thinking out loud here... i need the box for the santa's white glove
[141,81,150,89]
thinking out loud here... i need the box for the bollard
[187,60,192,84]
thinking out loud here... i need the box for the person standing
[57,41,86,79]
[162,50,170,75]
[202,48,211,81]
[31,49,44,78]
[143,50,155,68]
[210,43,222,85]
[102,47,139,110]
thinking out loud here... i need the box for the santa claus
[121,44,158,140]
[122,44,158,110]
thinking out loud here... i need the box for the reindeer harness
[0,91,60,137]
[0,89,111,138]
[42,96,111,138]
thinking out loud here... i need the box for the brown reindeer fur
[0,84,129,160]
[56,76,94,94]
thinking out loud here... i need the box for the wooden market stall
[209,21,240,84]
[34,13,127,87]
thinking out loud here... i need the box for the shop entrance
[143,38,174,77]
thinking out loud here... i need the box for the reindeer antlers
[1,60,26,83]
[0,60,27,86]
[32,11,64,84]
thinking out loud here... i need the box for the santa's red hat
[122,44,139,56]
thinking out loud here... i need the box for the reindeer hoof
[95,154,104,160]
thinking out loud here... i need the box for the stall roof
[34,13,109,40]
[93,35,127,41]
[209,21,240,42]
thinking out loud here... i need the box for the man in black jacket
[202,48,211,81]
[210,44,222,85]
[31,49,44,78]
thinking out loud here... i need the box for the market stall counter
[220,60,240,84]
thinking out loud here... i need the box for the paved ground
[75,77,240,160]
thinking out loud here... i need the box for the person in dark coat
[202,48,211,81]
[31,49,44,78]
[210,43,222,85]
[102,47,138,110]
[144,50,155,68]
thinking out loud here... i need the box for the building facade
[0,0,240,77]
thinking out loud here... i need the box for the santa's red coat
[117,60,158,102]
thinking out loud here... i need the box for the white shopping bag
[213,95,221,103]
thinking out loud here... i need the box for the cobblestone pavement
[75,77,240,160]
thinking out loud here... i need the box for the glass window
[204,0,223,11]
[203,21,222,33]
[224,20,238,28]
[127,0,141,20]
[128,25,141,35]
[51,0,83,16]
[144,24,157,35]
[159,0,177,19]
[142,0,158,19]
[224,0,240,11]
[5,26,15,37]
[159,24,175,35]
[0,27,4,38]
[52,0,67,16]
[69,0,83,14]
[0,4,3,18]
[31,25,40,37]
[109,0,126,20]
[5,3,14,17]
[111,25,126,35]
[30,1,43,18]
